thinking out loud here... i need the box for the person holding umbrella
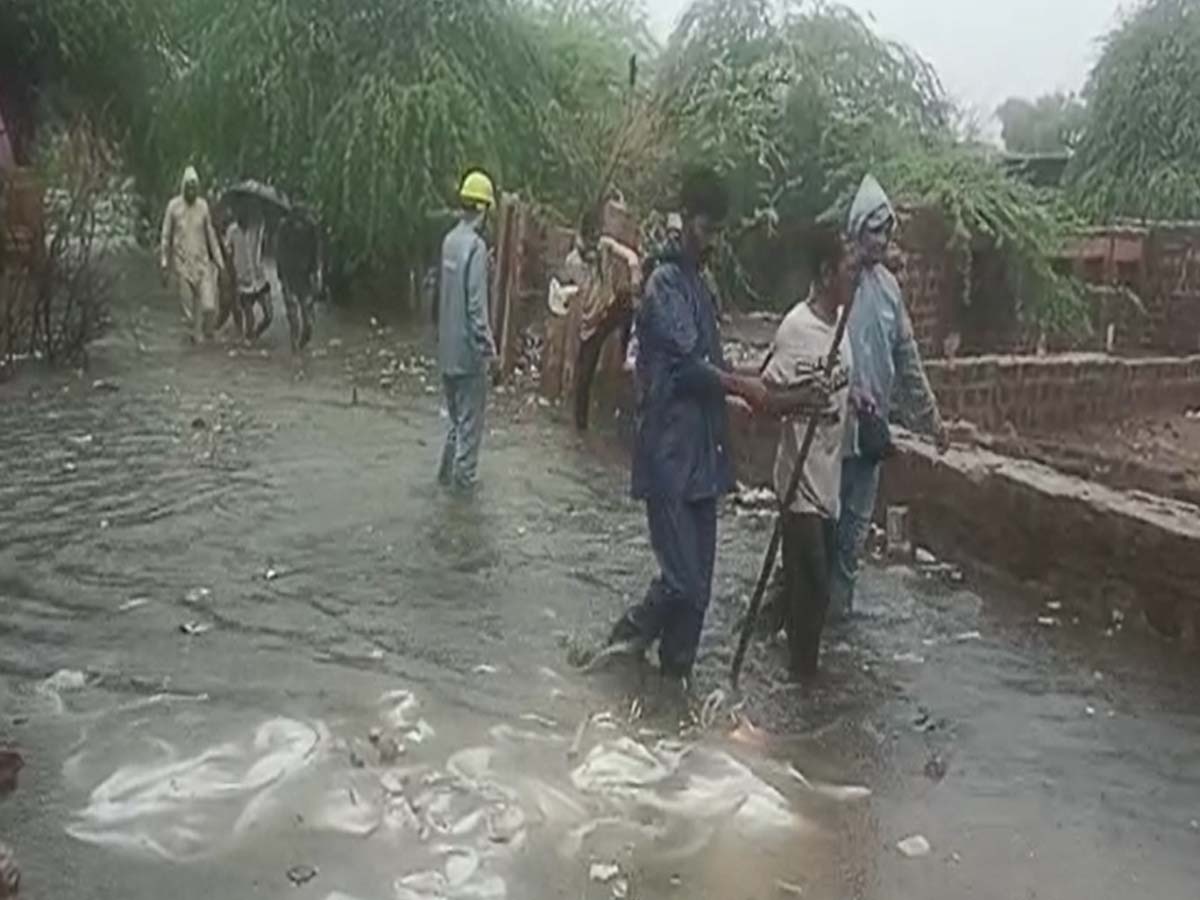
[224,198,272,343]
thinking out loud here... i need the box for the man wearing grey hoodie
[831,175,948,619]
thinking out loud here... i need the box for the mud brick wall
[884,435,1200,643]
[927,353,1200,432]
[893,207,958,359]
[1145,225,1200,353]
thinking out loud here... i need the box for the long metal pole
[730,283,858,690]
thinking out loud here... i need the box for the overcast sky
[646,0,1131,121]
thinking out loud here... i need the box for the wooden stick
[730,288,858,690]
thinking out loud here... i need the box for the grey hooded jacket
[844,175,942,455]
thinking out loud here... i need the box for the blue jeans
[829,456,881,620]
[438,373,487,489]
[611,496,718,678]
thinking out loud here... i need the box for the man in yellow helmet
[437,170,497,491]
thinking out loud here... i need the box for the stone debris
[0,842,18,898]
[286,864,318,886]
[589,862,620,884]
[39,669,88,693]
[897,835,932,858]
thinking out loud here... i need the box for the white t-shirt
[225,221,267,294]
[763,299,853,519]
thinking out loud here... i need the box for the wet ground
[2,253,1200,900]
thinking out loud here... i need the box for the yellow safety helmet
[459,170,496,209]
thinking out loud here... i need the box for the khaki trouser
[178,268,216,341]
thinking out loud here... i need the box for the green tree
[1068,0,1200,221]
[996,93,1087,154]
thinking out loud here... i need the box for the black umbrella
[221,180,292,219]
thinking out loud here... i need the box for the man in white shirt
[761,226,854,680]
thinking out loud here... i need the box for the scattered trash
[0,841,19,898]
[1046,601,1063,612]
[472,664,499,675]
[612,878,629,899]
[775,880,805,897]
[568,716,589,761]
[486,805,525,844]
[886,506,912,559]
[892,652,926,665]
[520,712,557,729]
[286,864,318,886]
[99,518,111,529]
[67,434,94,447]
[589,863,620,884]
[191,416,208,430]
[954,630,982,642]
[92,379,120,392]
[375,735,404,765]
[1189,819,1199,831]
[924,754,948,781]
[179,622,213,636]
[787,765,871,802]
[669,875,683,887]
[62,461,78,474]
[1186,408,1200,420]
[914,547,937,565]
[184,587,212,604]
[1085,706,1096,717]
[40,669,88,693]
[1036,616,1060,628]
[0,751,23,795]
[118,597,151,612]
[265,567,280,581]
[896,835,932,858]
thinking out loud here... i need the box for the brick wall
[893,207,958,359]
[927,353,1200,432]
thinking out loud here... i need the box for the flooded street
[2,254,1199,900]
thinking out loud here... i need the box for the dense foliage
[4,0,1086,328]
[1069,0,1200,221]
[996,94,1087,155]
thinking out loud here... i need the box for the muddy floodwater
[2,254,1200,900]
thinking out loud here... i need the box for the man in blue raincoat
[437,170,497,491]
[607,168,769,687]
[831,175,949,618]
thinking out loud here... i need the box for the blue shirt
[438,218,494,377]
[631,252,735,502]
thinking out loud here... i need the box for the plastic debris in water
[184,587,212,604]
[180,622,213,636]
[286,864,318,886]
[787,765,871,802]
[589,863,620,883]
[0,841,19,898]
[40,669,88,693]
[897,835,931,858]
[119,597,151,612]
[265,567,280,581]
[472,664,499,676]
